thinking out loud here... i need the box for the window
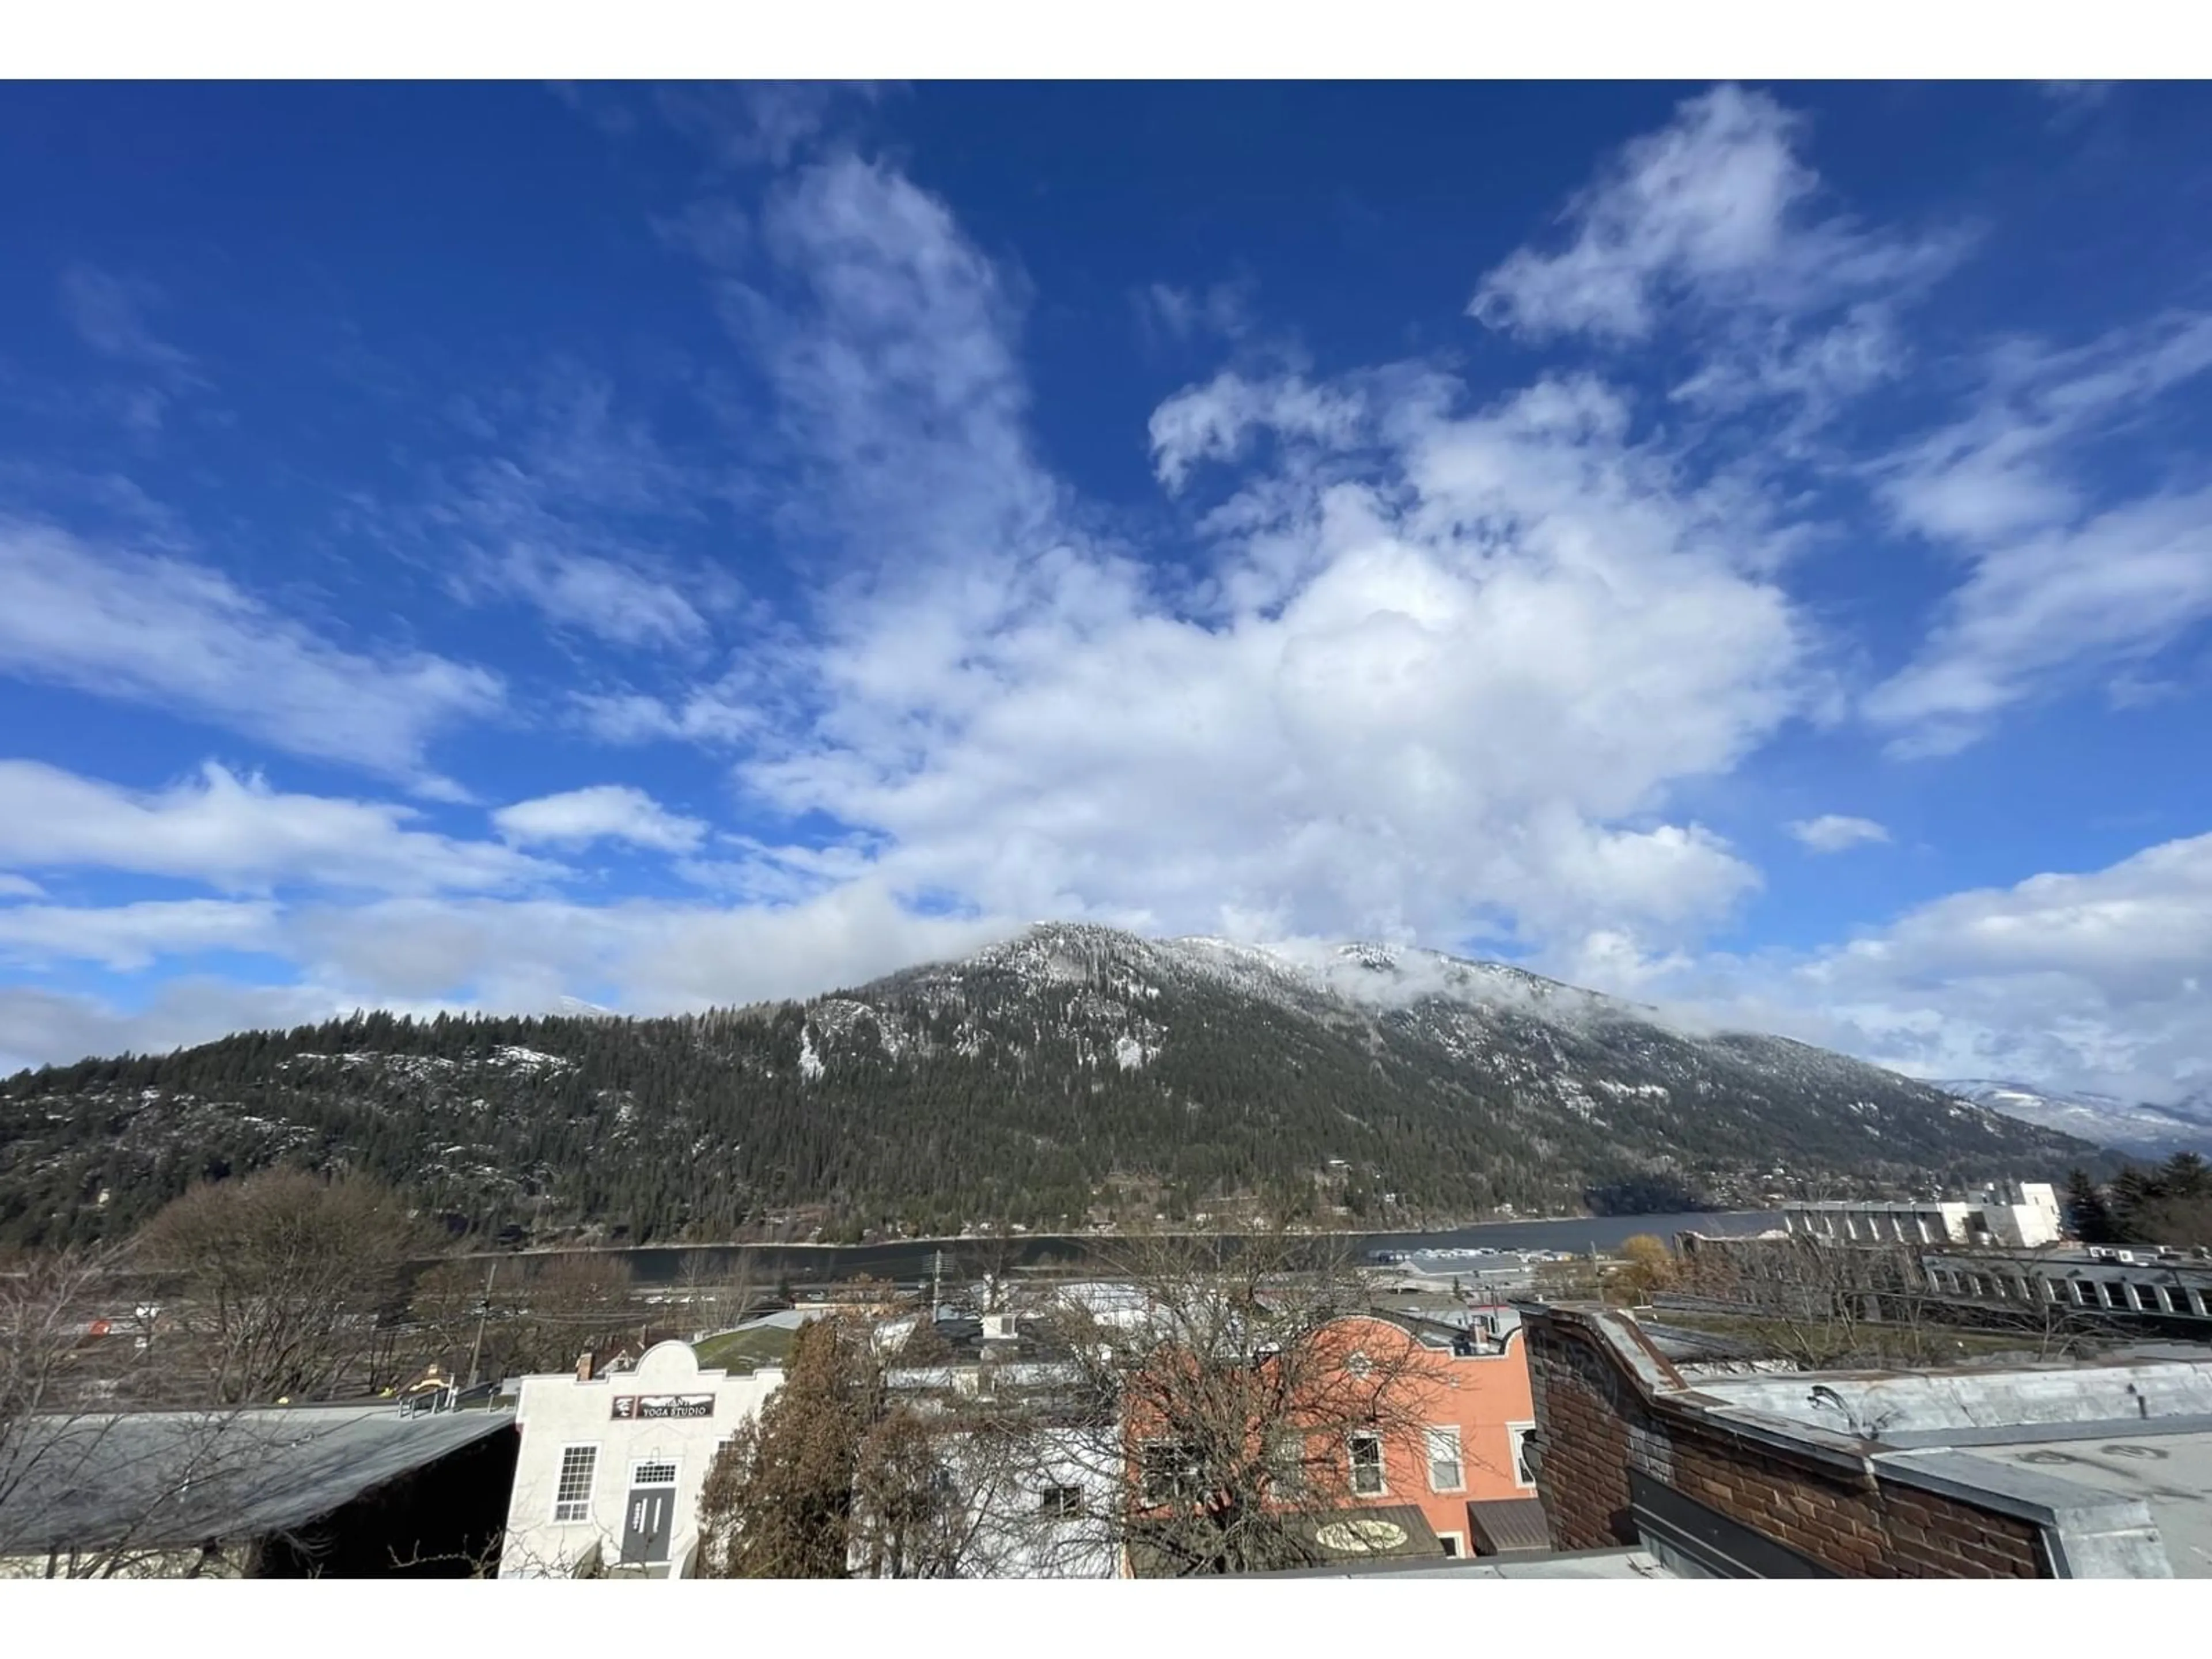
[1037,1484,1084,1519]
[552,1445,598,1523]
[631,1460,677,1487]
[1439,1533,1462,1558]
[1139,1441,1202,1509]
[1425,1426,1463,1493]
[1349,1431,1385,1497]
[1266,1429,1306,1495]
[1508,1423,1536,1488]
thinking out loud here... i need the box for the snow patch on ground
[490,1046,571,1072]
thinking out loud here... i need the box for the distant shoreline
[454,1215,1591,1257]
[446,1208,1774,1266]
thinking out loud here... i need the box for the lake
[490,1209,1783,1287]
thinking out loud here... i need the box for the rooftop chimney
[577,1350,594,1382]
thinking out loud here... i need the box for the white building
[1047,1281,1153,1330]
[1922,1246,2212,1320]
[1783,1181,2063,1249]
[846,1424,1122,1578]
[499,1341,783,1579]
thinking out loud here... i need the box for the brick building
[1518,1300,2206,1577]
[1122,1308,1538,1567]
[1319,1312,1537,1559]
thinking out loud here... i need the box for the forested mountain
[0,923,2092,1248]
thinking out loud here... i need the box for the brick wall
[1524,1306,2048,1578]
[1526,1313,1638,1551]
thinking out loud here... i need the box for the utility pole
[931,1249,942,1321]
[465,1257,498,1392]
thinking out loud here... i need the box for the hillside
[1938,1079,2212,1159]
[0,923,2093,1248]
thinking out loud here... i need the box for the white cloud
[571,683,767,747]
[57,265,196,376]
[1868,486,2212,757]
[687,158,1809,961]
[1136,279,1254,346]
[0,872,1008,1072]
[544,80,638,138]
[0,976,456,1077]
[0,874,44,900]
[0,899,282,972]
[0,519,503,789]
[1789,814,1891,854]
[286,879,1001,1012]
[469,539,709,650]
[492,785,708,853]
[0,760,556,895]
[1863,314,2212,753]
[418,369,721,652]
[1469,85,1961,346]
[54,265,206,434]
[1149,370,1366,494]
[655,82,881,171]
[1597,832,2212,1106]
[2037,82,2115,128]
[1669,302,1907,425]
[1879,313,2212,546]
[718,151,1055,570]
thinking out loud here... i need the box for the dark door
[620,1487,674,1565]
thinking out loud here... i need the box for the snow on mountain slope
[1937,1079,2212,1157]
[863,922,2085,1185]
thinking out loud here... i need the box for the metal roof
[1467,1496,1552,1555]
[0,1406,514,1556]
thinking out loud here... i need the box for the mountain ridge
[0,922,2096,1249]
[1934,1078,2212,1159]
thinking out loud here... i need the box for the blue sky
[2,80,2210,1104]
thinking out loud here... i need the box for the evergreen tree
[2065,1168,2119,1245]
[695,1315,876,1577]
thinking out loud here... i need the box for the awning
[1126,1505,1443,1577]
[1467,1496,1552,1556]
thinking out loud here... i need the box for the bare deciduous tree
[1,1247,117,1525]
[849,1406,968,1578]
[132,1170,430,1406]
[517,1253,640,1365]
[1671,1232,2107,1368]
[1033,1230,1441,1577]
[673,1248,755,1338]
[1,1254,323,1577]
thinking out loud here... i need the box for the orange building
[1313,1312,1535,1559]
[1122,1308,1536,1565]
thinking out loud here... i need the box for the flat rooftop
[1684,1354,2212,1577]
[1958,1429,2212,1578]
